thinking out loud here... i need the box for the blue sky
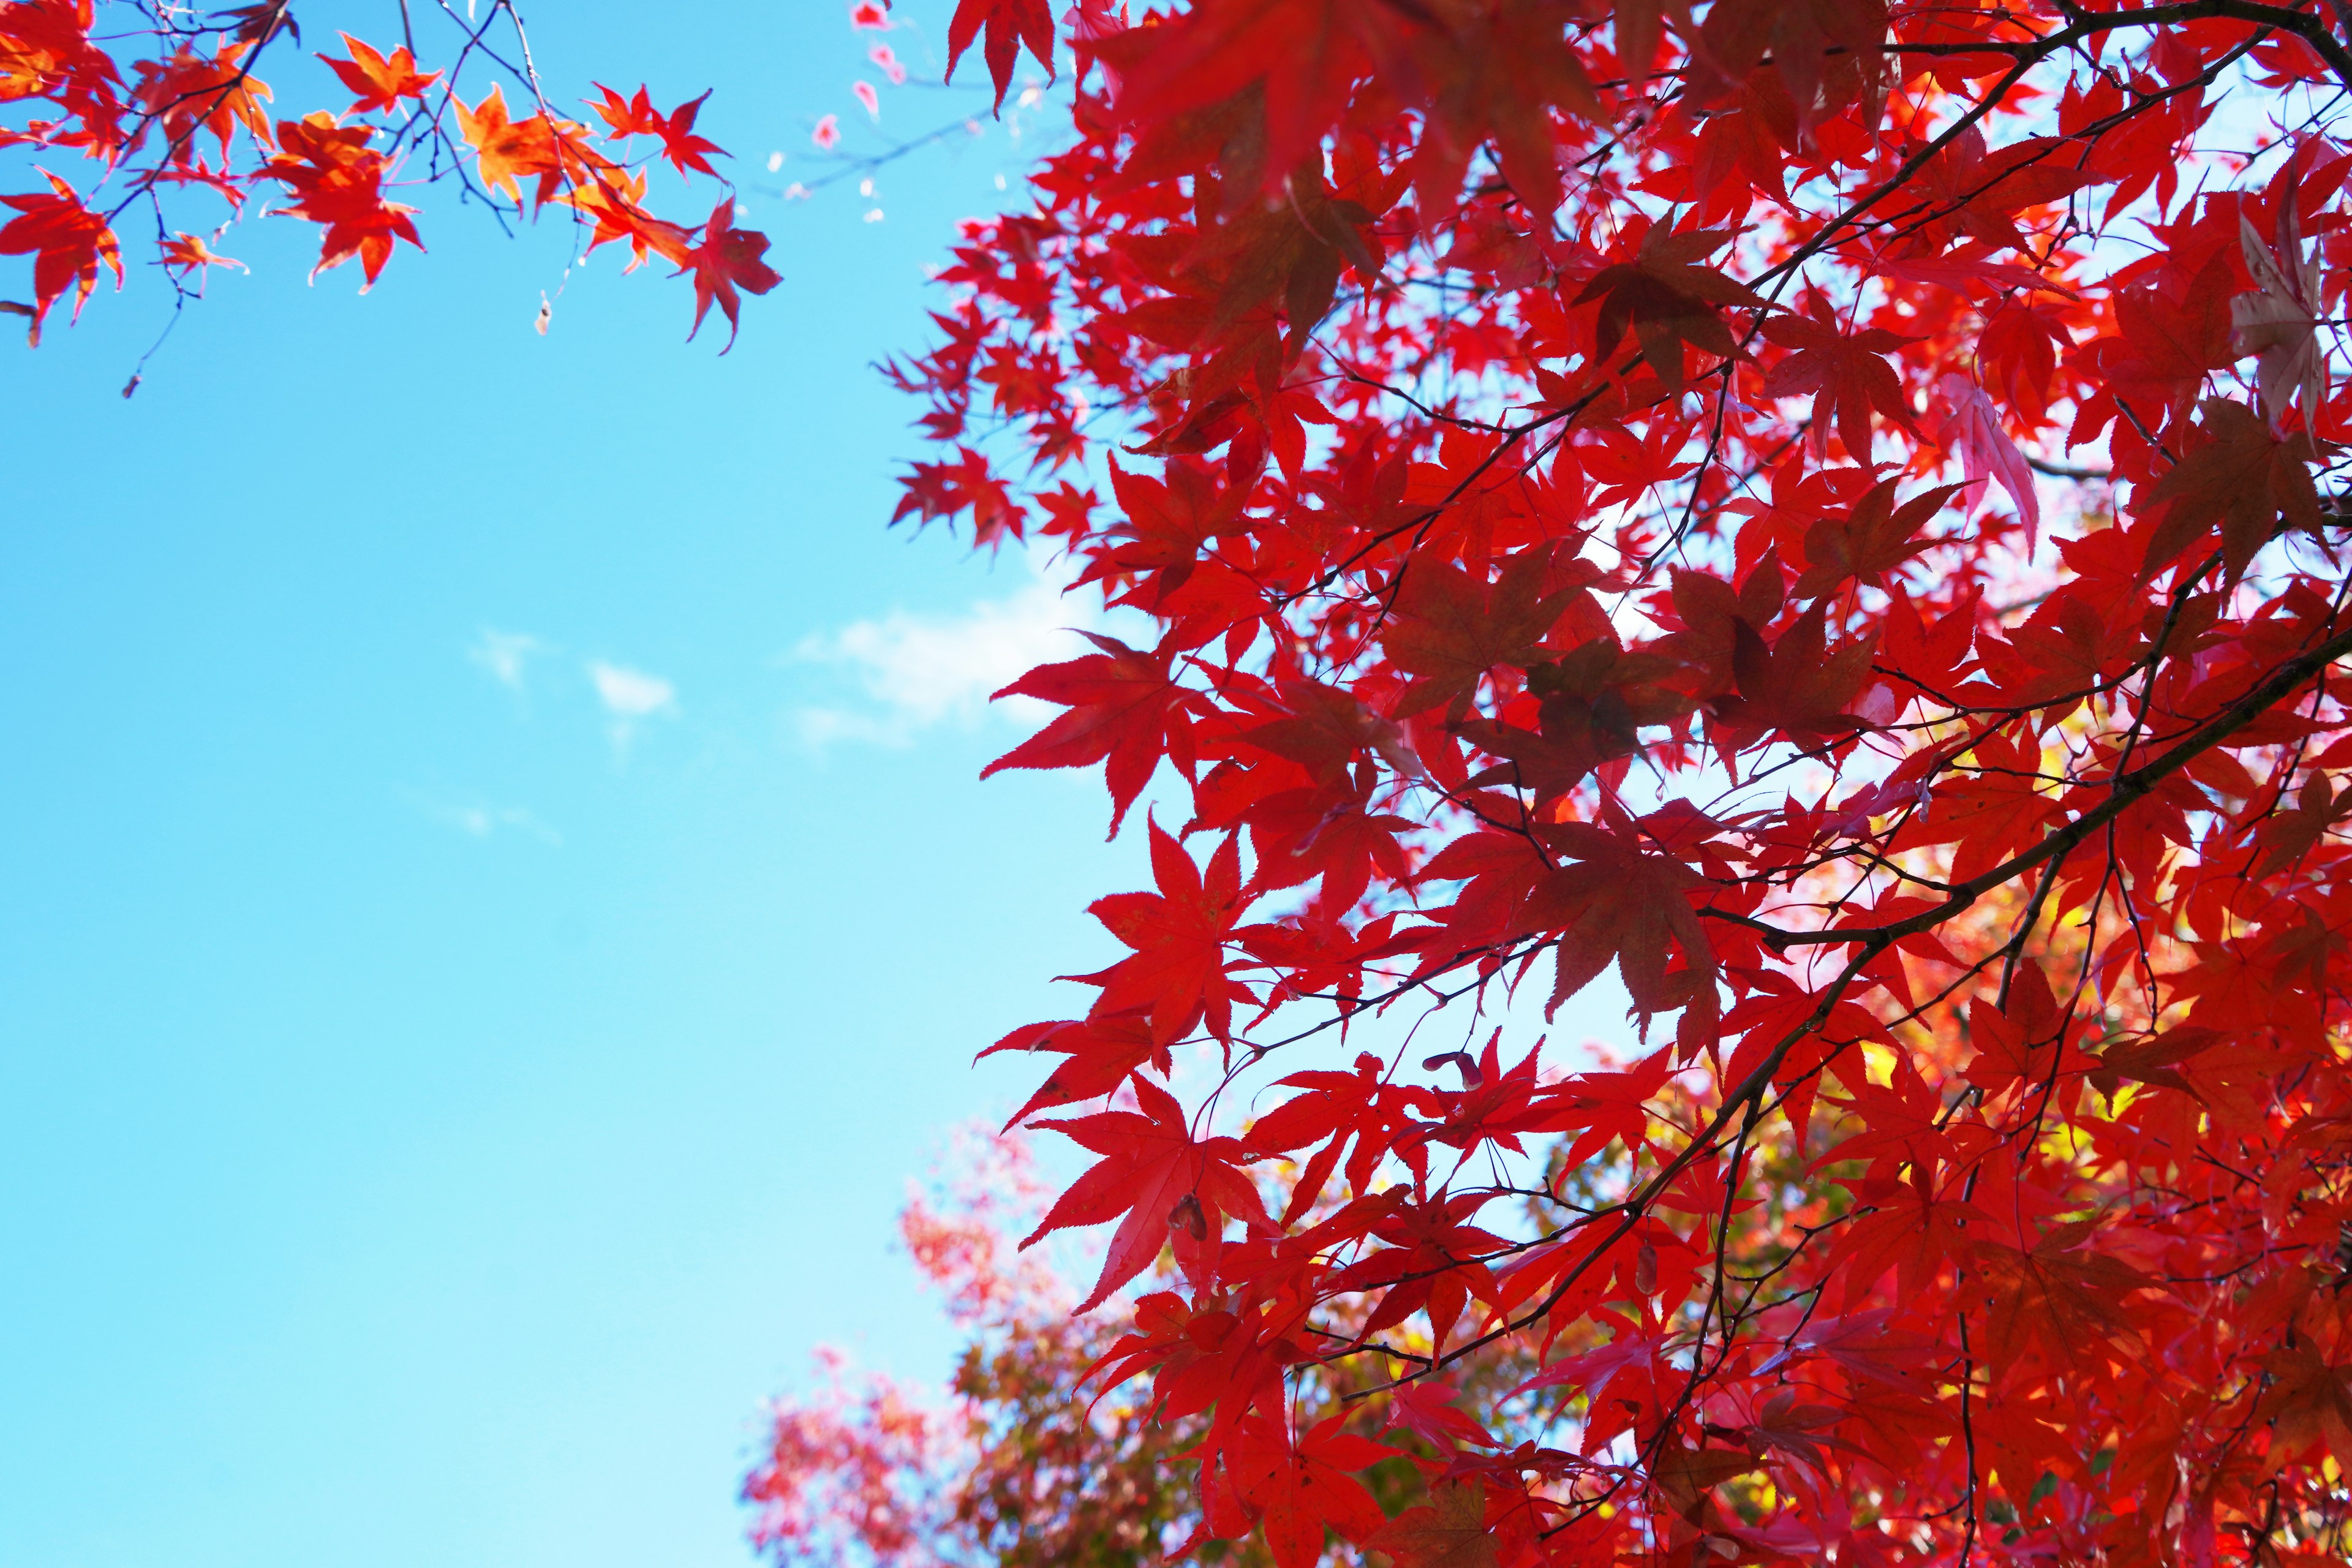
[0,5,1150,1564]
[0,7,1642,1564]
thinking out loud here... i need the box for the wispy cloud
[410,794,564,845]
[788,552,1104,748]
[588,660,679,755]
[469,628,550,695]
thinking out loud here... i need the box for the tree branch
[1770,617,2352,951]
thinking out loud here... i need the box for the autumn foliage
[780,0,2352,1564]
[0,0,778,349]
[19,1,2352,1566]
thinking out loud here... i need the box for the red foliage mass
[813,2,2352,1566]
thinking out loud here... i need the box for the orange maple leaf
[158,230,243,291]
[455,85,568,209]
[589,81,663,139]
[0,0,120,110]
[557,168,688,273]
[318,34,439,117]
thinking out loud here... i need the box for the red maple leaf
[892,444,1028,545]
[1577,222,1765,391]
[1966,1221,2154,1368]
[1825,1176,1988,1304]
[0,167,118,342]
[944,0,1054,113]
[1758,292,1920,461]
[1022,1069,1268,1311]
[673,196,780,351]
[1384,547,1586,717]
[980,1011,1167,1126]
[262,112,422,288]
[2135,396,2320,579]
[1364,1480,1497,1568]
[2251,769,2352,875]
[555,168,690,272]
[1528,821,1719,1024]
[23,2,2352,1562]
[591,84,727,177]
[1229,1415,1394,1568]
[1710,600,1880,747]
[1790,478,1962,601]
[982,631,1207,837]
[1965,960,2085,1098]
[1074,822,1257,1046]
[130,40,271,165]
[2071,252,2237,440]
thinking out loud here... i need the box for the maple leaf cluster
[0,2,780,350]
[843,1,2352,1564]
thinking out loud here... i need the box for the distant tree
[747,1131,1524,1568]
[744,1133,1224,1568]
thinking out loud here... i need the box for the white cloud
[469,628,549,695]
[589,661,677,718]
[788,552,1104,748]
[587,660,679,755]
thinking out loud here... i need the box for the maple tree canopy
[856,0,2352,1564]
[20,0,2352,1564]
